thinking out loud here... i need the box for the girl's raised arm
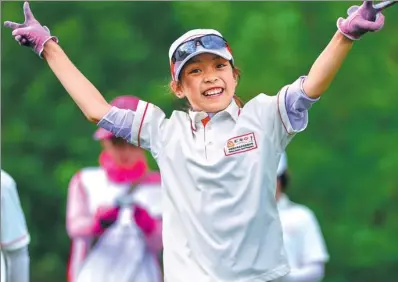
[4,2,111,123]
[302,1,394,99]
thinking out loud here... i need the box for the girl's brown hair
[231,66,243,107]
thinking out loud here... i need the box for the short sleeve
[0,171,30,251]
[249,76,317,152]
[98,100,167,159]
[300,209,329,265]
[130,101,167,158]
[278,76,319,135]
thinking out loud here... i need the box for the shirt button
[207,142,213,146]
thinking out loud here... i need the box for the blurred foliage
[1,1,398,282]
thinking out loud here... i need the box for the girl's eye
[217,63,226,68]
[189,68,201,74]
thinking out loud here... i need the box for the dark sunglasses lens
[201,35,226,49]
[174,41,196,61]
[172,35,227,63]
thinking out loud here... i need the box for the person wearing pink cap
[4,1,395,281]
[65,95,163,282]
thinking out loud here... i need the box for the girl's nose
[204,76,218,83]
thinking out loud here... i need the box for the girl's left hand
[337,1,396,40]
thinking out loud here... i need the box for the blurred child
[66,96,163,282]
[275,153,329,282]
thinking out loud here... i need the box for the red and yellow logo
[227,140,235,148]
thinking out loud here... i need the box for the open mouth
[202,87,224,98]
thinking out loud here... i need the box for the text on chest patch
[224,132,258,156]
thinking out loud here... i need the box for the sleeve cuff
[0,234,30,251]
[277,85,305,135]
[96,106,119,130]
[297,76,320,102]
[278,76,320,134]
[96,106,136,142]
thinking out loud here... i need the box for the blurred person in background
[1,170,30,282]
[66,96,163,282]
[275,153,329,282]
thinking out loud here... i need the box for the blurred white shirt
[1,170,30,282]
[277,194,329,282]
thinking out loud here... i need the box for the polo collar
[188,98,241,131]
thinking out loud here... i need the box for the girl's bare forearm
[42,40,111,122]
[303,31,353,99]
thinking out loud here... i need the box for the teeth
[204,88,223,96]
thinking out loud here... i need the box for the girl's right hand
[4,1,58,57]
[336,1,394,41]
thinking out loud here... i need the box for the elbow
[66,220,95,238]
[84,109,102,124]
[67,226,93,239]
[83,103,111,124]
[86,115,100,124]
[66,223,78,238]
[66,225,78,238]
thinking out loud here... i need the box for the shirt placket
[202,117,215,161]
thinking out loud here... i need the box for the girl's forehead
[187,53,226,65]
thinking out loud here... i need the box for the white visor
[169,29,234,81]
[173,46,233,81]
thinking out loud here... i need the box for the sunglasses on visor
[171,34,229,63]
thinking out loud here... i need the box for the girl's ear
[170,80,185,99]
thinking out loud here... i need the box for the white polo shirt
[1,170,31,282]
[277,194,329,269]
[99,77,312,282]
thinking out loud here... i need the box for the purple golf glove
[337,1,396,40]
[4,1,58,58]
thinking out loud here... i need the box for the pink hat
[93,95,140,140]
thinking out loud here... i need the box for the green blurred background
[1,1,398,282]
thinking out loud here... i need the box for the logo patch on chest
[224,132,258,156]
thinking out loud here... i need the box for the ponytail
[233,95,244,108]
